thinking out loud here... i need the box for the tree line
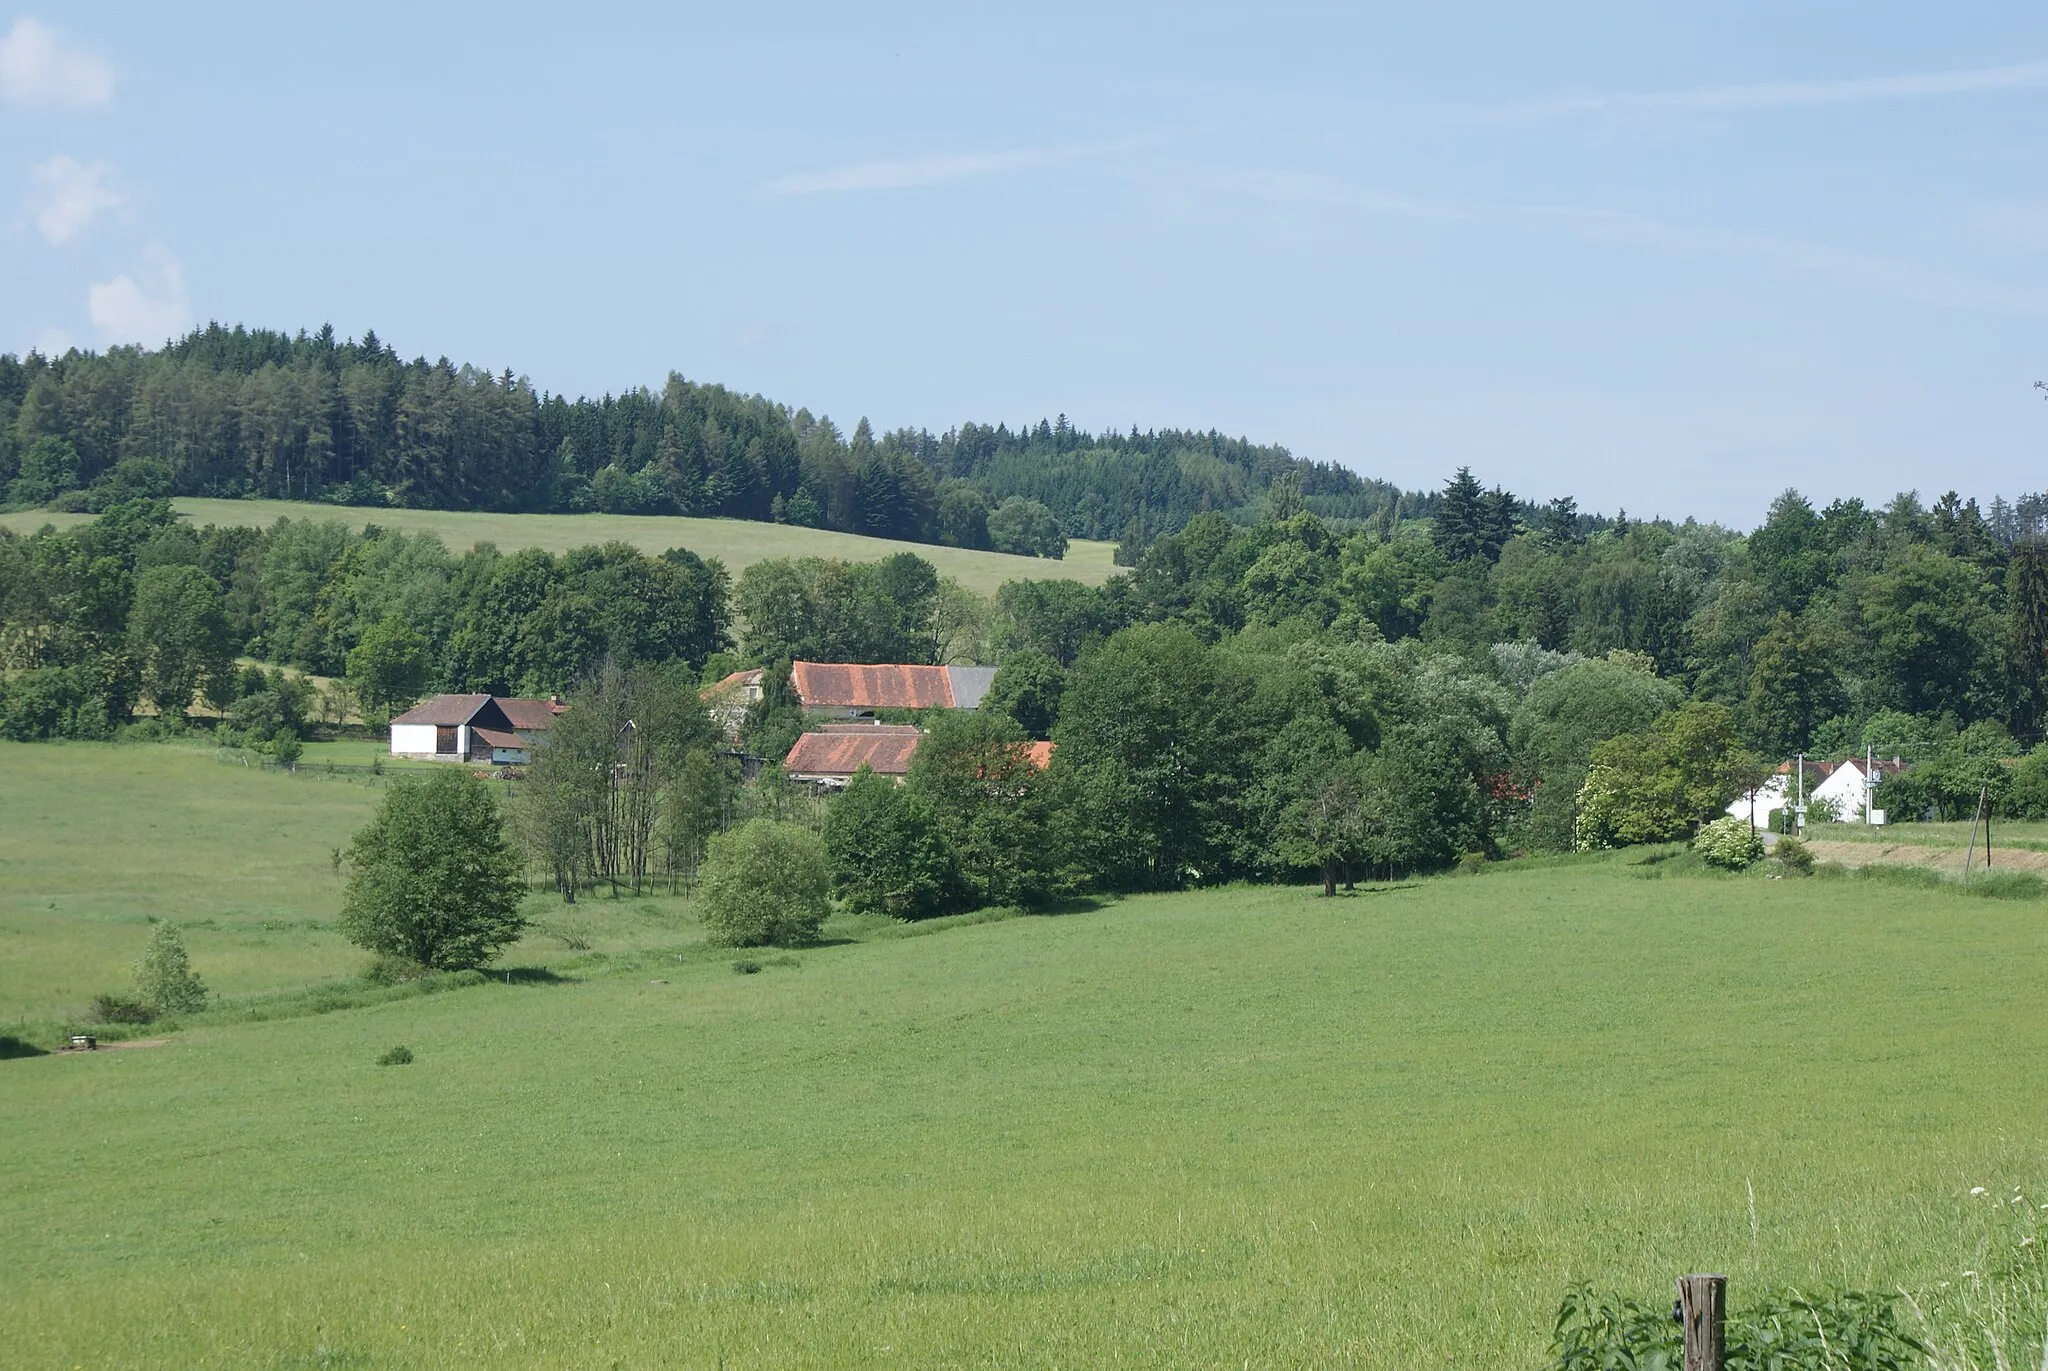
[0,499,729,742]
[13,457,2048,890]
[0,323,1418,560]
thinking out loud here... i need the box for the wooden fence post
[1677,1273,1726,1371]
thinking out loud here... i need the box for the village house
[389,694,565,764]
[1726,756,1908,826]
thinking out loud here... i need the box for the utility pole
[1865,744,1875,824]
[1795,753,1805,834]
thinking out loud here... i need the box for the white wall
[390,723,439,756]
[1726,774,1788,825]
[1812,763,1872,821]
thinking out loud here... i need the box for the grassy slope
[0,498,1119,597]
[0,743,645,1022]
[5,744,2048,1366]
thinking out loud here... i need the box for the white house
[389,694,564,764]
[1808,757,1910,823]
[1729,757,1907,826]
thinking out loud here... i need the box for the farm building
[782,724,924,787]
[389,694,565,764]
[790,662,997,717]
[703,661,998,740]
[781,726,1055,789]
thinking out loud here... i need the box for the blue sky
[3,2,2044,527]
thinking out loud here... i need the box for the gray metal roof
[943,666,998,710]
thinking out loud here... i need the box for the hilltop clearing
[0,498,1118,597]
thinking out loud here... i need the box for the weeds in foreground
[1552,1284,1923,1370]
[1553,1187,2048,1371]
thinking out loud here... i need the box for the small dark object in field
[376,1045,414,1065]
[732,959,763,975]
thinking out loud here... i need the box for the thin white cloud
[1200,168,2048,315]
[759,137,1146,196]
[1512,205,2048,314]
[0,16,114,109]
[28,155,119,243]
[1181,168,1467,224]
[1469,59,2048,123]
[88,243,191,344]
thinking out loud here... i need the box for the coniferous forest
[0,323,1414,558]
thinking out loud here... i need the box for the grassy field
[0,498,1120,597]
[5,745,2048,1366]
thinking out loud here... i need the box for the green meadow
[4,743,2048,1367]
[0,499,1120,598]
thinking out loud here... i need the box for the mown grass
[0,498,1119,597]
[5,761,2048,1366]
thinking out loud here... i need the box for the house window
[436,726,457,754]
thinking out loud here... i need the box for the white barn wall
[390,723,439,756]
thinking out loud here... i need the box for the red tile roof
[1023,741,1054,770]
[792,661,955,709]
[783,729,923,777]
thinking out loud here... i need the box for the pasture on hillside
[3,741,2047,1366]
[0,498,1120,598]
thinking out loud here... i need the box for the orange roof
[783,730,923,777]
[792,661,955,709]
[1022,741,1054,769]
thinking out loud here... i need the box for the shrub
[1774,836,1814,874]
[698,819,831,947]
[272,734,303,766]
[360,953,427,986]
[133,922,208,1013]
[376,1045,414,1065]
[732,959,763,975]
[1694,816,1765,870]
[89,994,157,1025]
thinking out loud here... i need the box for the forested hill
[0,324,1423,558]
